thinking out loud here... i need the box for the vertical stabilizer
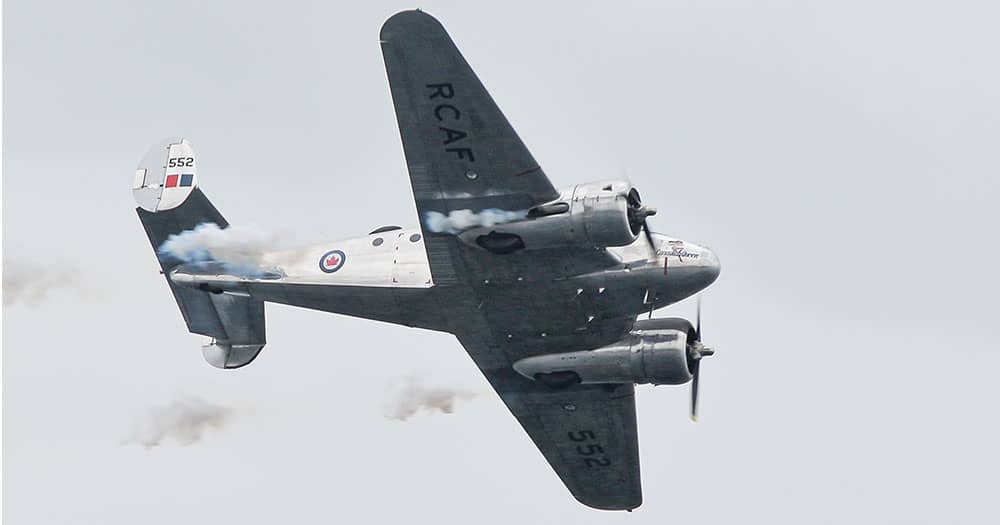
[134,138,266,369]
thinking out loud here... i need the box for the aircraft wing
[381,11,642,509]
[380,10,617,285]
[455,323,642,511]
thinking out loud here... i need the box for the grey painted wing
[456,329,643,511]
[380,10,562,284]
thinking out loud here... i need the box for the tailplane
[134,138,266,368]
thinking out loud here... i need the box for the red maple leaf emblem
[325,255,340,267]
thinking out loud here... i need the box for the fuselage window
[409,233,422,243]
[372,237,384,247]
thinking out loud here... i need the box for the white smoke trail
[158,223,280,275]
[423,208,527,234]
[124,397,232,448]
[2,260,79,306]
[382,376,478,421]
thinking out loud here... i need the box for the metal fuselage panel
[240,229,446,330]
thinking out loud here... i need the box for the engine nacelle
[458,180,651,253]
[512,319,697,386]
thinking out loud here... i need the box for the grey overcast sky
[4,0,999,523]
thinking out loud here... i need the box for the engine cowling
[512,318,698,386]
[458,180,654,253]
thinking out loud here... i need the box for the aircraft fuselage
[171,227,720,348]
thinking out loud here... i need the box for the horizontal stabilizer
[198,292,266,369]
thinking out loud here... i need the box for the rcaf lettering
[434,104,460,121]
[447,147,475,161]
[427,83,455,99]
[426,83,476,162]
[439,126,467,144]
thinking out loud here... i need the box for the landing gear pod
[133,137,199,212]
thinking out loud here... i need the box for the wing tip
[569,479,642,512]
[379,8,445,41]
[575,493,643,512]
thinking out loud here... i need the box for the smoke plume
[423,208,527,234]
[124,397,232,448]
[2,260,78,306]
[382,376,478,421]
[158,223,279,274]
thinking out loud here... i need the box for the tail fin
[134,138,266,369]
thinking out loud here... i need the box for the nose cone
[654,235,721,301]
[699,246,722,285]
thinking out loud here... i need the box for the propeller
[628,187,659,319]
[689,359,701,421]
[688,295,714,421]
[626,186,714,419]
[696,294,702,339]
[626,187,713,420]
[626,188,658,259]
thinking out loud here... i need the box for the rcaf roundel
[319,249,346,273]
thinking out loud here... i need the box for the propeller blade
[690,359,700,421]
[695,295,702,339]
[642,220,657,259]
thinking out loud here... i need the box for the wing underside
[380,9,563,285]
[457,331,642,511]
[380,10,643,509]
[446,291,642,511]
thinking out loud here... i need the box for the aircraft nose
[696,246,722,289]
[699,246,722,285]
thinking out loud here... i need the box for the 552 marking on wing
[568,430,612,468]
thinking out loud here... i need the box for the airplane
[132,9,720,511]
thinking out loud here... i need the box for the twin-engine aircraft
[134,10,720,511]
